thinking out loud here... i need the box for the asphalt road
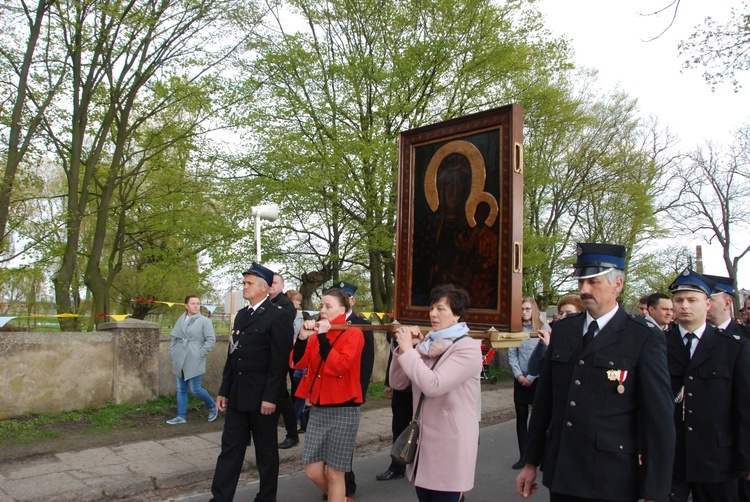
[173,420,550,502]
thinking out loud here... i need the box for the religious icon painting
[395,104,524,331]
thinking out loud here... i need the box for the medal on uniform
[607,369,627,393]
[616,370,628,394]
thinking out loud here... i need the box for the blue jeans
[175,373,215,418]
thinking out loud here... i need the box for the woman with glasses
[509,297,549,469]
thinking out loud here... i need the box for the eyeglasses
[522,307,532,311]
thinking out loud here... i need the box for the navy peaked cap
[242,262,275,287]
[572,243,627,279]
[669,268,714,297]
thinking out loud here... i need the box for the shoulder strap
[413,335,470,419]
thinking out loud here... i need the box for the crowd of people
[516,243,750,502]
[166,246,750,502]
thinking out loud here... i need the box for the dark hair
[429,284,470,321]
[638,295,650,305]
[321,288,351,313]
[647,292,670,309]
[184,295,199,304]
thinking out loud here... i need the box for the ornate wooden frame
[394,104,524,331]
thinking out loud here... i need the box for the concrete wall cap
[98,318,160,331]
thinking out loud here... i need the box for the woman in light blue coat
[167,296,217,424]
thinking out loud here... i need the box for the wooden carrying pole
[323,322,533,348]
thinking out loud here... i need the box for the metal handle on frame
[514,143,524,174]
[513,241,522,274]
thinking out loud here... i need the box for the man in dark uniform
[210,263,294,502]
[517,243,675,501]
[269,272,300,450]
[704,274,750,339]
[665,268,750,502]
[334,281,375,498]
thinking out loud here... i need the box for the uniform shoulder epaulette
[627,314,656,330]
[716,327,745,343]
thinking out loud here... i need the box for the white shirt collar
[584,304,619,334]
[249,295,268,312]
[678,323,707,339]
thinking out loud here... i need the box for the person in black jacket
[665,268,750,502]
[517,243,675,501]
[705,274,750,340]
[269,272,300,450]
[209,263,294,502]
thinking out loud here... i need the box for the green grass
[0,395,187,447]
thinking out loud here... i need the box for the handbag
[389,335,469,466]
[390,417,420,465]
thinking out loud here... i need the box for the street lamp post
[249,203,279,262]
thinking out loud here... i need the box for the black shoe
[376,469,405,481]
[512,460,525,470]
[278,437,299,449]
[297,427,305,434]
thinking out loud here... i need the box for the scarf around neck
[417,321,469,356]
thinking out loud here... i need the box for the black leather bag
[388,342,461,466]
[390,418,419,465]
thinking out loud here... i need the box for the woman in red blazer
[291,288,364,502]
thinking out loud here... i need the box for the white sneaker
[208,406,219,422]
[166,416,186,425]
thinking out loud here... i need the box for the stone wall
[0,331,114,419]
[0,321,394,419]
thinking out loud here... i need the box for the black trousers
[551,494,635,502]
[277,388,298,440]
[740,476,750,502]
[387,387,413,474]
[211,407,280,502]
[415,486,461,502]
[670,477,739,502]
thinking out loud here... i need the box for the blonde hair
[285,289,302,304]
[522,296,544,331]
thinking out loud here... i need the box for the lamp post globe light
[249,203,279,262]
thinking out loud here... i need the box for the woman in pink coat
[389,284,483,502]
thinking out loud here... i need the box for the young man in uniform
[666,269,750,502]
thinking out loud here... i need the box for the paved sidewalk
[0,386,515,502]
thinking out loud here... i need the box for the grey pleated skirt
[301,405,361,472]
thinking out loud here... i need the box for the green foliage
[521,73,676,308]
[679,2,750,91]
[230,0,572,310]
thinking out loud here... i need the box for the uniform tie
[684,332,696,358]
[583,320,598,348]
